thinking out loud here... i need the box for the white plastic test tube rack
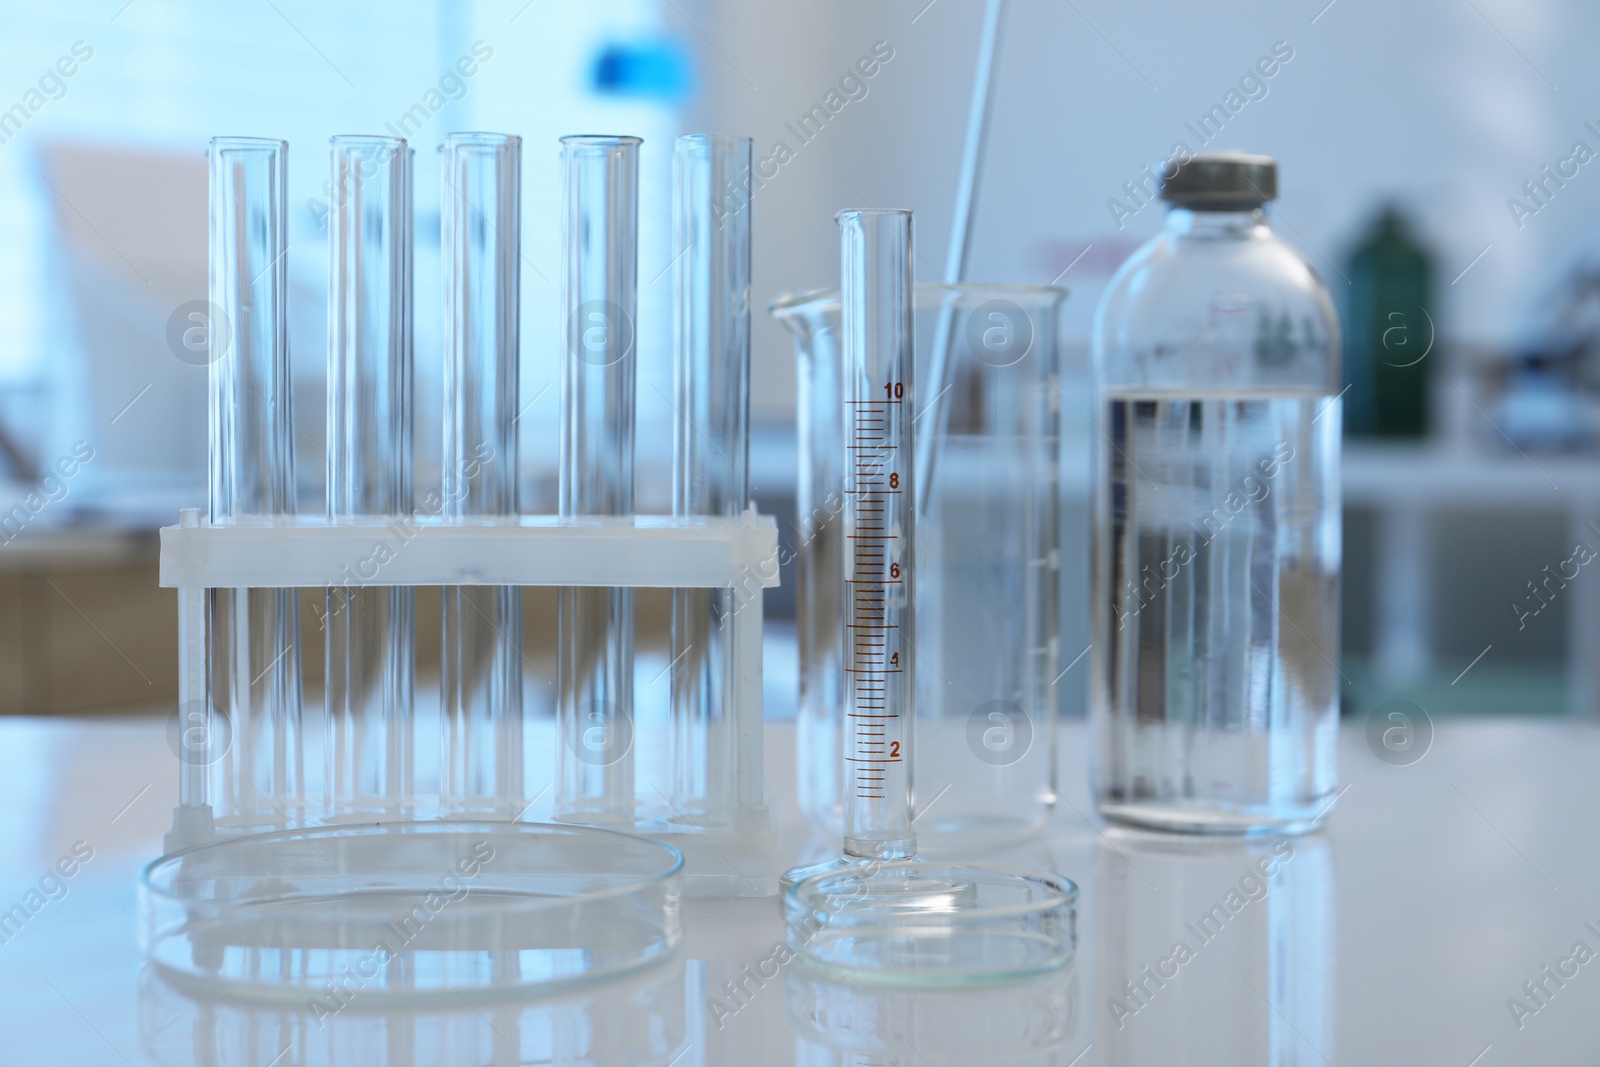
[162,131,778,897]
[160,511,781,895]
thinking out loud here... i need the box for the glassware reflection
[789,828,1061,873]
[786,958,1079,1065]
[140,955,688,1067]
[1096,830,1334,1066]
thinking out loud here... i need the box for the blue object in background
[590,39,693,99]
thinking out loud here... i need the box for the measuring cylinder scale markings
[844,382,915,843]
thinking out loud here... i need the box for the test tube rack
[158,510,781,896]
[155,132,778,902]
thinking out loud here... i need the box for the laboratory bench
[0,432,1593,716]
[0,709,1596,1064]
[0,521,689,717]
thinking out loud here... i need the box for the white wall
[685,0,1600,419]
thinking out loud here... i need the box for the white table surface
[1,711,1596,1066]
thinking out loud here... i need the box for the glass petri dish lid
[140,820,682,1004]
[784,861,1077,987]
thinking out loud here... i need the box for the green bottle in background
[1343,206,1434,437]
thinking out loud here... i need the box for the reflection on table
[1097,830,1334,1066]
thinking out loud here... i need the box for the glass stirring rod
[839,208,918,863]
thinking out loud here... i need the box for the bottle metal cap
[1160,152,1277,210]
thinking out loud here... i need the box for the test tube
[557,135,640,822]
[207,137,304,827]
[325,135,414,820]
[439,132,524,817]
[670,135,752,820]
[838,209,917,861]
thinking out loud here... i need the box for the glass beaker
[772,283,1066,849]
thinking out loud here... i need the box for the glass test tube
[558,135,640,821]
[207,137,304,827]
[325,136,414,820]
[440,132,524,816]
[670,135,752,819]
[838,209,917,861]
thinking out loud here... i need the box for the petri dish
[784,861,1077,986]
[139,820,682,1004]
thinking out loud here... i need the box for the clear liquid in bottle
[1092,387,1340,833]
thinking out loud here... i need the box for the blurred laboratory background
[1,0,1596,720]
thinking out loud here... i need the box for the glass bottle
[1341,206,1433,438]
[1090,153,1341,835]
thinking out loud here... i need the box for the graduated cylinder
[838,208,917,861]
